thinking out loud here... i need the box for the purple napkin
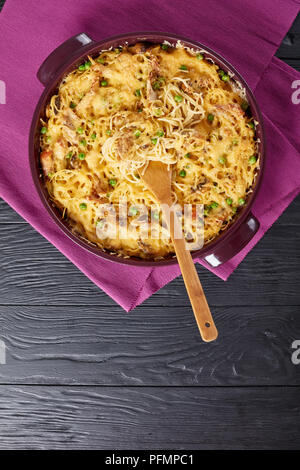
[0,0,299,311]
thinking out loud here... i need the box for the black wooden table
[0,2,299,449]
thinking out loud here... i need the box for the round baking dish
[29,32,265,267]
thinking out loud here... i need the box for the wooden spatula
[139,161,218,342]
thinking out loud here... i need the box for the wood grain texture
[1,197,300,308]
[0,385,299,449]
[0,304,299,386]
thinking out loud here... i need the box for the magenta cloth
[0,0,300,311]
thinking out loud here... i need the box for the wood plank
[0,385,299,449]
[0,304,299,386]
[0,212,300,307]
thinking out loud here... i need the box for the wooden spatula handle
[167,208,218,342]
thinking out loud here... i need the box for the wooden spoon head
[138,161,172,204]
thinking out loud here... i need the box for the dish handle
[203,212,259,267]
[37,33,95,86]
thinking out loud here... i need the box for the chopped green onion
[79,203,87,210]
[109,179,117,187]
[91,132,97,140]
[41,126,47,134]
[180,65,188,70]
[174,95,183,103]
[77,127,83,134]
[151,137,158,145]
[249,155,257,164]
[207,113,214,122]
[70,102,76,109]
[100,80,108,87]
[78,152,85,160]
[156,130,164,137]
[179,169,186,177]
[219,155,226,165]
[241,100,249,111]
[134,89,141,97]
[134,130,141,138]
[238,198,245,206]
[226,197,233,206]
[210,201,219,209]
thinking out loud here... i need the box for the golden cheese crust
[40,42,259,260]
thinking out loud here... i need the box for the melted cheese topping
[40,43,259,260]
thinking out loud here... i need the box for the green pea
[80,139,87,146]
[66,152,72,159]
[156,130,164,137]
[218,69,225,77]
[134,130,141,138]
[226,198,233,206]
[248,122,255,129]
[184,153,191,158]
[100,80,108,87]
[106,129,112,135]
[222,74,230,82]
[78,64,86,71]
[161,44,168,50]
[219,156,226,165]
[109,179,117,187]
[151,137,158,145]
[96,57,105,64]
[135,89,141,97]
[84,61,91,69]
[232,138,239,146]
[210,201,219,209]
[249,155,257,164]
[77,127,83,134]
[78,152,85,160]
[180,65,188,70]
[70,102,76,109]
[196,54,204,60]
[129,207,139,216]
[79,203,87,210]
[41,127,47,134]
[207,113,214,122]
[91,132,97,140]
[179,169,186,177]
[238,198,245,206]
[175,95,183,103]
